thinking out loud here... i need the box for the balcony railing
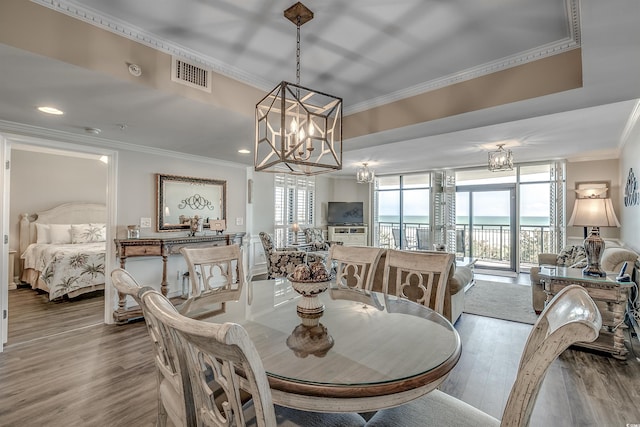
[374,222,553,267]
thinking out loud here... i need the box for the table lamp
[291,223,301,243]
[567,197,620,277]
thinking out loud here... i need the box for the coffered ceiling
[0,0,638,176]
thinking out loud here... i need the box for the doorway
[456,185,517,272]
[0,133,117,352]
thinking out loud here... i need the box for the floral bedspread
[21,243,105,300]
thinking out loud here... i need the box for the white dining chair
[110,268,196,427]
[328,245,384,291]
[140,288,367,427]
[179,244,245,318]
[327,245,385,309]
[365,284,602,427]
[382,249,454,316]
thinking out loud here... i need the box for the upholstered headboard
[19,202,107,256]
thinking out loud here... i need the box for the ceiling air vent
[171,56,212,93]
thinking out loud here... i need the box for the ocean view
[378,215,550,226]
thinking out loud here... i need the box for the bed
[19,202,107,300]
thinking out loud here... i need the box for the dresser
[113,233,243,323]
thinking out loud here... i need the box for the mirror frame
[156,173,227,232]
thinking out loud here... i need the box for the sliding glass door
[457,186,516,271]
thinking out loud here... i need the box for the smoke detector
[128,63,142,77]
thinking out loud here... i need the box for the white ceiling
[0,0,639,177]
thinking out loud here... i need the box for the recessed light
[238,149,251,154]
[37,106,64,115]
[85,127,101,135]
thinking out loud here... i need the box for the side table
[539,266,633,360]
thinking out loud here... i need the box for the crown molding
[0,119,248,169]
[31,0,581,115]
[31,0,273,91]
[619,100,640,151]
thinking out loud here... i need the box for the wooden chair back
[111,267,143,304]
[141,289,278,427]
[110,268,195,427]
[179,244,245,318]
[382,249,454,315]
[328,245,384,292]
[501,284,601,427]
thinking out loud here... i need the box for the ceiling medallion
[255,2,343,176]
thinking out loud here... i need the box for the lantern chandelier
[255,2,343,176]
[488,144,513,172]
[356,163,375,184]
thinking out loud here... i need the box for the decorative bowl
[287,274,334,317]
[287,274,334,297]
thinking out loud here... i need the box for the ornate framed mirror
[156,174,226,232]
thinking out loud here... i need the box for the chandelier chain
[296,15,301,86]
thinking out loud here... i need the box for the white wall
[114,149,248,295]
[620,114,640,253]
[9,149,108,275]
[565,159,621,242]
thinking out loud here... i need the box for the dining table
[216,278,462,413]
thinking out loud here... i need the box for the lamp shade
[567,198,620,228]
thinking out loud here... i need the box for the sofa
[371,250,473,324]
[529,245,639,313]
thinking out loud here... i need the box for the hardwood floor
[7,286,104,345]
[1,284,639,426]
[441,314,640,427]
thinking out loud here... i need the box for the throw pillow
[556,245,587,268]
[35,223,51,244]
[49,224,73,244]
[71,223,106,243]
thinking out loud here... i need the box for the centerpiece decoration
[288,261,333,322]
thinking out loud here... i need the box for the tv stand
[328,225,368,246]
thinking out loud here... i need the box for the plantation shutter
[274,174,315,247]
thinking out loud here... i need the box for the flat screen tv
[328,202,364,226]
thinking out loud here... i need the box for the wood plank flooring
[7,286,104,345]
[1,284,639,426]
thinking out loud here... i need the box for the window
[274,174,315,247]
[374,174,431,249]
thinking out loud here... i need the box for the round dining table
[222,278,461,413]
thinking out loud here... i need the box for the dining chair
[382,249,454,315]
[328,246,385,311]
[366,284,602,427]
[110,268,196,427]
[328,245,385,291]
[179,244,245,318]
[140,288,367,427]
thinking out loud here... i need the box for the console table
[539,266,634,359]
[113,233,243,323]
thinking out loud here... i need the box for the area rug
[463,280,538,324]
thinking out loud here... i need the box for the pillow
[71,223,106,243]
[35,223,51,244]
[556,245,587,268]
[49,224,73,244]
